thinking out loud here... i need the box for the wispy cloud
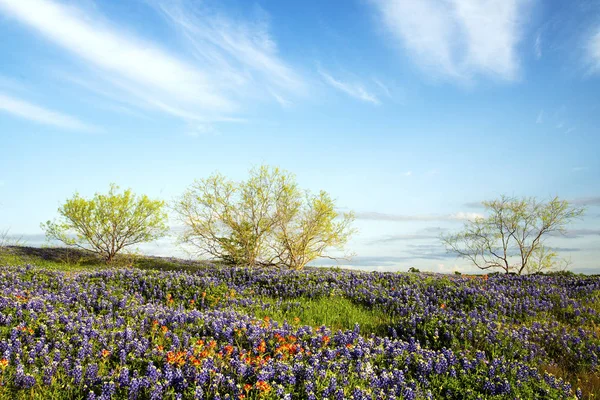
[0,0,232,117]
[534,32,542,59]
[0,0,304,125]
[403,171,412,177]
[562,229,600,239]
[0,92,96,132]
[318,70,380,105]
[370,0,529,82]
[536,109,544,124]
[572,196,600,206]
[587,29,600,74]
[369,227,447,245]
[355,211,483,222]
[372,78,392,98]
[154,1,305,96]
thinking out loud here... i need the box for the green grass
[239,295,397,336]
[0,249,93,272]
[0,245,214,273]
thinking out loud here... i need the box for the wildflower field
[0,262,599,399]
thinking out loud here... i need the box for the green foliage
[174,165,355,269]
[242,296,396,336]
[442,195,585,274]
[41,184,168,263]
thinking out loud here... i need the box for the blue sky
[1,0,599,273]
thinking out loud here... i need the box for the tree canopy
[174,165,355,269]
[42,184,168,263]
[441,196,584,274]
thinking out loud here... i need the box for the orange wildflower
[189,356,202,366]
[0,359,8,370]
[256,380,271,393]
[161,325,169,334]
[441,303,446,309]
[256,340,266,353]
[166,351,187,366]
[101,349,111,358]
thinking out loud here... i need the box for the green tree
[174,165,355,269]
[272,190,355,269]
[441,196,584,274]
[42,184,168,263]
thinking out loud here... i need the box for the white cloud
[269,90,292,108]
[319,70,380,104]
[0,0,233,115]
[370,0,528,82]
[534,32,542,59]
[403,171,412,176]
[185,123,219,137]
[0,0,304,124]
[0,92,96,132]
[372,78,392,98]
[536,109,544,124]
[154,1,305,96]
[448,212,484,221]
[355,211,483,222]
[587,29,600,74]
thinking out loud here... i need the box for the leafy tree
[441,196,584,274]
[271,190,355,269]
[174,165,355,269]
[42,184,168,263]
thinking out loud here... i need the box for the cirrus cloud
[370,0,530,82]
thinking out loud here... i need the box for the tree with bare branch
[441,196,584,274]
[173,165,355,269]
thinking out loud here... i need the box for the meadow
[0,248,598,399]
